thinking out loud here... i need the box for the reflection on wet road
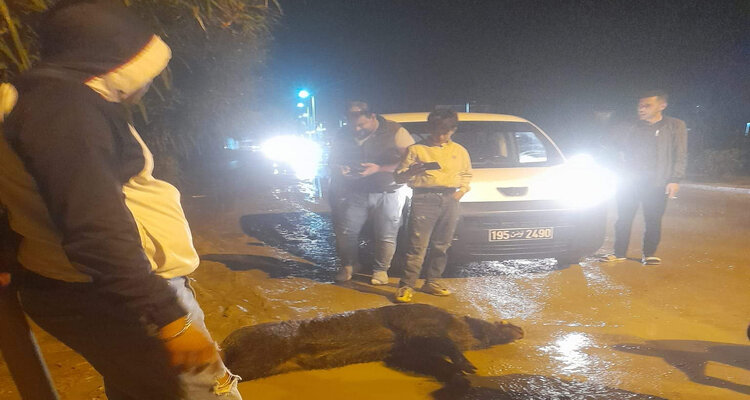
[434,374,667,399]
[453,258,566,278]
[238,212,338,281]
[237,210,571,282]
[540,332,610,376]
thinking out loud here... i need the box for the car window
[515,131,548,163]
[458,129,514,167]
[400,121,562,168]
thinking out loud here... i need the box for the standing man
[0,1,241,398]
[601,90,687,265]
[394,109,472,303]
[329,101,414,285]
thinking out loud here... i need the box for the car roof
[381,112,530,123]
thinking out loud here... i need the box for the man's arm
[454,146,473,200]
[394,145,423,184]
[665,119,688,198]
[13,101,185,328]
[670,119,688,183]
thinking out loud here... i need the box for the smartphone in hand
[422,162,441,170]
[347,164,366,175]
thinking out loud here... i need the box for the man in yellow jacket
[393,109,472,303]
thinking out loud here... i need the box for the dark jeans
[614,181,668,258]
[400,192,460,288]
[19,276,241,400]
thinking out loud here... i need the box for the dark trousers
[614,181,668,258]
[400,192,460,288]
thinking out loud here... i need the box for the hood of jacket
[34,0,171,103]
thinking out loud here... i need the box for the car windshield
[400,121,563,168]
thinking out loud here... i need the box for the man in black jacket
[601,90,687,265]
[0,1,241,398]
[328,101,414,285]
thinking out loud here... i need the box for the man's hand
[338,165,351,176]
[158,316,220,373]
[395,162,430,184]
[405,162,429,177]
[359,163,380,177]
[452,190,466,201]
[665,183,679,199]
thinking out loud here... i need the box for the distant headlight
[539,154,616,208]
[261,135,322,180]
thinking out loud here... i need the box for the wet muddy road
[1,158,749,399]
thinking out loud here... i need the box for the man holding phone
[393,109,472,303]
[329,101,414,285]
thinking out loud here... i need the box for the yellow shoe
[395,286,414,303]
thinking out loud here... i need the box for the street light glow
[297,89,310,99]
[296,102,305,108]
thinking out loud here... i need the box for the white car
[383,112,611,266]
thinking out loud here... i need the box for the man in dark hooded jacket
[0,1,242,398]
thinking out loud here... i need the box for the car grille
[461,212,575,230]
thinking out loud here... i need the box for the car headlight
[261,135,322,180]
[538,154,616,208]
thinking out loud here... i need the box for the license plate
[488,227,554,241]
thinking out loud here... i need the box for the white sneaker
[371,270,389,285]
[334,265,353,282]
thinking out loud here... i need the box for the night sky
[266,0,748,149]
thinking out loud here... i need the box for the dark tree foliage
[1,0,281,163]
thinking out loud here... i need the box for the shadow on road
[239,212,339,268]
[615,340,750,395]
[202,254,334,282]
[432,374,667,399]
[335,278,396,301]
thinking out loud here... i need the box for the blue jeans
[400,192,460,288]
[333,190,407,272]
[19,276,241,400]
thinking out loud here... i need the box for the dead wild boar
[221,303,524,381]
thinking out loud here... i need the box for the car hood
[462,166,564,203]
